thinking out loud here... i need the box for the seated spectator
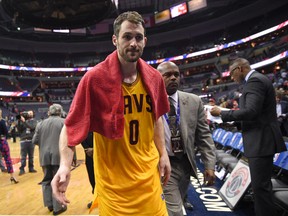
[208,98,216,106]
[276,92,288,136]
[231,100,239,110]
[219,97,228,108]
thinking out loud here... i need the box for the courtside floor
[0,138,255,215]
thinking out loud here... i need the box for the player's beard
[120,47,143,63]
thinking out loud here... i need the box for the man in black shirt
[17,110,37,175]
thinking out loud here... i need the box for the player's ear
[143,36,147,48]
[112,35,117,47]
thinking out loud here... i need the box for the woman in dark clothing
[0,109,18,184]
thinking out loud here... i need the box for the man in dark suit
[210,58,286,216]
[157,61,216,216]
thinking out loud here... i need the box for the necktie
[168,97,177,135]
[168,97,176,116]
[167,97,184,158]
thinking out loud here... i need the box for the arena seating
[17,77,40,92]
[217,132,244,176]
[274,191,288,215]
[15,102,50,119]
[213,128,288,214]
[213,129,245,179]
[272,142,288,215]
[0,77,18,91]
[215,132,242,160]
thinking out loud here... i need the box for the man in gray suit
[211,58,286,216]
[32,104,66,215]
[157,61,216,216]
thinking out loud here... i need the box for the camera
[16,111,30,120]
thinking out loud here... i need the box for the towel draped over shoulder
[65,50,169,146]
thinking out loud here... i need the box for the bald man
[157,61,216,216]
[211,58,286,216]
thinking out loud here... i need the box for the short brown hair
[113,11,145,37]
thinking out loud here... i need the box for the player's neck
[121,62,138,83]
[122,70,138,84]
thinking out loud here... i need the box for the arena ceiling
[0,0,259,38]
[0,0,287,47]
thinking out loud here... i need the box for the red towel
[65,50,169,146]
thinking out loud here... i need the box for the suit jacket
[221,71,286,157]
[164,90,216,177]
[32,116,65,166]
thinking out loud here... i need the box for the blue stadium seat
[217,132,243,165]
[212,128,222,140]
[217,131,234,150]
[213,128,226,145]
[216,133,245,180]
[216,132,241,161]
[272,142,288,215]
[273,142,288,173]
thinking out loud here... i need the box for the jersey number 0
[129,120,139,145]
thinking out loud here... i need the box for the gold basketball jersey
[92,75,167,216]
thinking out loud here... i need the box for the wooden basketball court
[0,138,98,215]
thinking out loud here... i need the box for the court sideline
[0,137,254,215]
